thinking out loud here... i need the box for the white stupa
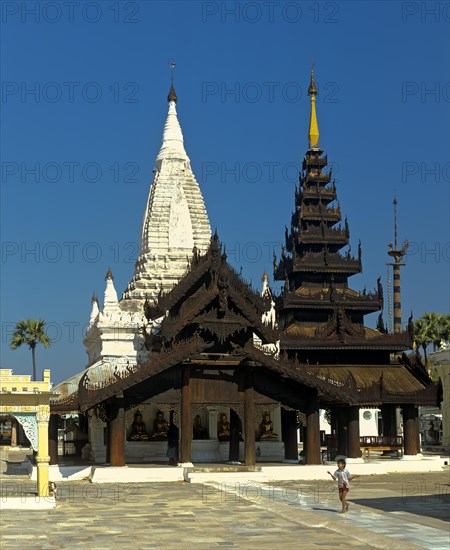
[84,85,212,368]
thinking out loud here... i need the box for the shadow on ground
[352,492,450,523]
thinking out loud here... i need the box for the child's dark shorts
[339,485,349,495]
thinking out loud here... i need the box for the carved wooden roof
[78,335,212,411]
[147,234,277,346]
[280,318,412,350]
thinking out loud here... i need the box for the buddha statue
[193,414,207,440]
[129,411,149,441]
[217,412,231,441]
[151,410,169,440]
[258,412,278,440]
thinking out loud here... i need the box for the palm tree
[438,313,450,344]
[10,319,51,381]
[414,312,444,367]
[422,312,443,350]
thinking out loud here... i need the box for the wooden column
[306,396,321,465]
[180,367,192,463]
[229,408,240,462]
[347,406,361,458]
[282,408,298,461]
[336,408,348,456]
[48,414,59,465]
[109,398,125,467]
[381,404,397,436]
[244,372,256,466]
[402,404,418,455]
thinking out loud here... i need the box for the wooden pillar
[109,398,125,467]
[381,404,397,436]
[347,406,361,458]
[229,408,240,463]
[180,367,192,463]
[336,408,348,456]
[282,408,298,461]
[403,404,418,455]
[244,372,256,466]
[48,414,59,465]
[306,396,321,465]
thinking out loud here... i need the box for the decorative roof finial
[308,62,318,95]
[308,63,320,147]
[393,195,398,249]
[91,292,98,303]
[106,267,114,280]
[168,59,177,103]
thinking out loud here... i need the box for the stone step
[186,465,262,473]
[90,465,184,483]
[185,470,268,484]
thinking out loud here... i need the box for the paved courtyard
[0,449,449,549]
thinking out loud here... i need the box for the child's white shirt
[334,468,351,488]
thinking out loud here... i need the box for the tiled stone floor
[1,448,449,549]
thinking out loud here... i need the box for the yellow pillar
[36,405,50,497]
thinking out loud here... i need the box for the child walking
[327,459,359,513]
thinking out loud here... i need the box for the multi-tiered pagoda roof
[274,69,412,362]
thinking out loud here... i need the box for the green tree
[414,312,444,367]
[438,313,450,344]
[10,319,51,381]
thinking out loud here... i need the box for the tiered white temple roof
[84,85,211,366]
[121,84,211,310]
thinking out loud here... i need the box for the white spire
[89,294,99,325]
[156,100,188,162]
[103,268,120,312]
[121,85,211,310]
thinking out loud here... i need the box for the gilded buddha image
[217,412,230,441]
[151,410,169,440]
[258,411,278,440]
[128,410,149,441]
[193,414,207,439]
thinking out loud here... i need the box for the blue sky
[1,1,449,383]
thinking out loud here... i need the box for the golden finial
[307,64,320,147]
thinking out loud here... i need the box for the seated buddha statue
[129,411,149,441]
[151,410,169,440]
[259,412,278,440]
[193,414,207,439]
[217,413,231,441]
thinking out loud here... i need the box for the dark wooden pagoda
[272,68,437,457]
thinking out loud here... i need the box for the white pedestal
[125,441,167,463]
[192,440,222,462]
[255,440,285,462]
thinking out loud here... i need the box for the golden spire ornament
[308,65,320,147]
